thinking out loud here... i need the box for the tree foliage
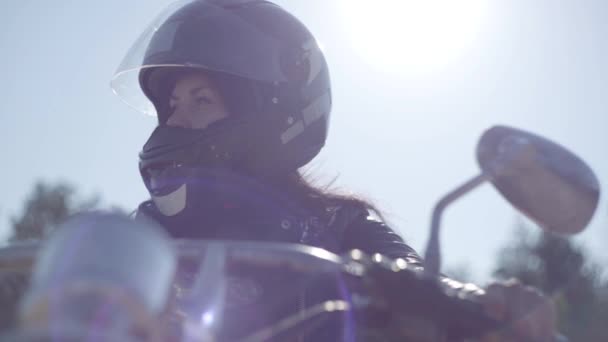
[9,181,99,241]
[493,220,608,341]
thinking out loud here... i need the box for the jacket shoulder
[326,200,423,266]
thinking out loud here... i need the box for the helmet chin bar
[139,123,244,174]
[152,184,188,216]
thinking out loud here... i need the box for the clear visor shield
[110,0,288,116]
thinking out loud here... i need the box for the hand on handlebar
[344,250,562,341]
[479,278,557,342]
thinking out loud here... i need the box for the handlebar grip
[352,253,503,340]
[435,279,502,339]
[346,250,573,341]
[383,269,569,341]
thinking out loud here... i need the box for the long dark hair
[271,170,385,222]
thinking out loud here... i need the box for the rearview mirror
[477,125,600,235]
[424,125,600,275]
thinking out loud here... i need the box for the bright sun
[337,0,489,75]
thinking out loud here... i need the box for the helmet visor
[111,0,289,116]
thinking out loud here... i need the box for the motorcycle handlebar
[0,240,564,341]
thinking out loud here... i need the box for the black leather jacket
[136,198,423,265]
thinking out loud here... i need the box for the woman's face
[166,71,230,129]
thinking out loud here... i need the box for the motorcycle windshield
[111,0,304,116]
[170,240,355,341]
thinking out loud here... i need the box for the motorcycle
[0,125,600,341]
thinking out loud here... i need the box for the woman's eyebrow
[190,86,211,96]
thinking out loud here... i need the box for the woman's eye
[196,97,213,105]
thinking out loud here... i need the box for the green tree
[9,181,99,241]
[493,220,608,341]
[0,181,105,330]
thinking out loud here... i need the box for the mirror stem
[424,173,491,276]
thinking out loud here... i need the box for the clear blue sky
[1,0,606,282]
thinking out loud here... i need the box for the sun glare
[338,0,489,75]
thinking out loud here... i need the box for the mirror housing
[425,125,600,275]
[477,125,600,235]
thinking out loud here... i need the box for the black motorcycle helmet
[111,0,332,181]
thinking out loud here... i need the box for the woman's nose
[166,107,192,128]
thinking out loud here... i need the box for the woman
[111,0,557,340]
